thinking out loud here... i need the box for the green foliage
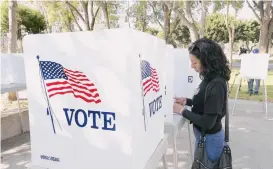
[0,1,9,33]
[42,1,74,32]
[205,13,229,43]
[213,0,244,12]
[107,2,122,28]
[156,31,164,39]
[204,13,259,43]
[17,5,47,37]
[235,19,259,43]
[148,1,164,26]
[145,27,159,36]
[0,1,46,38]
[172,24,191,45]
[130,1,151,32]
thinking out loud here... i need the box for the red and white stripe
[143,68,160,96]
[45,68,101,103]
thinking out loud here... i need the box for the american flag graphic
[39,60,101,104]
[141,60,160,96]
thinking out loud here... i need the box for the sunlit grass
[228,70,273,102]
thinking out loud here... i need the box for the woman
[173,38,231,162]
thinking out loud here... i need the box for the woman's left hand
[173,103,184,115]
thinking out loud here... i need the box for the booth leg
[16,91,25,133]
[187,121,193,163]
[262,80,268,119]
[173,134,178,169]
[232,78,242,116]
[162,154,168,169]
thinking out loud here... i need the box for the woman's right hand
[174,97,187,105]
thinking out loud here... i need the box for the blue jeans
[248,79,260,94]
[193,127,225,162]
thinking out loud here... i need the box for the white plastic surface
[162,45,175,123]
[240,53,270,80]
[1,53,26,93]
[173,49,201,99]
[23,28,165,169]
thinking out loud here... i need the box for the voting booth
[1,53,26,93]
[23,28,165,169]
[1,53,27,134]
[232,53,270,118]
[162,45,175,123]
[162,47,201,123]
[173,49,201,100]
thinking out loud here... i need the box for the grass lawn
[228,70,273,102]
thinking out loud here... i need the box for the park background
[1,0,272,111]
[1,1,273,169]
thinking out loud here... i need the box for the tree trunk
[184,1,199,42]
[90,2,100,30]
[100,2,110,29]
[90,17,96,30]
[165,1,199,43]
[259,19,271,53]
[225,3,237,68]
[163,4,171,43]
[266,19,273,51]
[247,1,272,53]
[228,35,233,68]
[80,1,90,31]
[141,21,146,32]
[66,1,89,31]
[246,40,250,52]
[189,27,199,42]
[199,0,207,38]
[34,1,51,33]
[7,0,18,101]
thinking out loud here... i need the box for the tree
[17,5,47,38]
[165,1,210,42]
[34,1,120,31]
[246,0,273,53]
[236,19,260,51]
[32,1,51,33]
[213,1,244,67]
[172,24,191,47]
[130,1,150,32]
[205,13,229,43]
[200,0,209,38]
[107,2,122,28]
[1,2,47,38]
[148,1,181,46]
[97,1,110,29]
[33,1,74,32]
[1,1,47,53]
[205,13,260,45]
[65,1,100,31]
[145,27,160,36]
[7,0,18,101]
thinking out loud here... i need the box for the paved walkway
[1,99,273,169]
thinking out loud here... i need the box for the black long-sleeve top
[182,77,227,134]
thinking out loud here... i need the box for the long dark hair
[188,38,231,81]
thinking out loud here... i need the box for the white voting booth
[173,48,201,99]
[162,45,175,123]
[162,47,200,168]
[1,53,26,93]
[232,53,270,118]
[162,47,201,123]
[1,53,27,133]
[23,29,166,169]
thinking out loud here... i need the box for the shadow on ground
[1,133,31,169]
